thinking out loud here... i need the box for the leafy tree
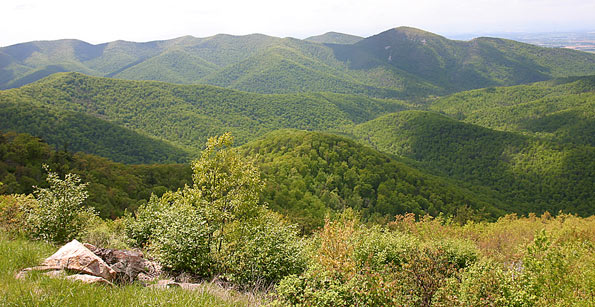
[191,132,263,225]
[127,133,305,286]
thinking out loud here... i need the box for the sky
[1,0,594,46]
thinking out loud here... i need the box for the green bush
[24,166,97,244]
[434,259,534,307]
[125,193,169,247]
[0,194,36,237]
[352,226,417,270]
[80,217,130,250]
[149,199,214,276]
[217,210,307,287]
[522,229,595,305]
[125,133,306,287]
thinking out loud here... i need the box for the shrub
[433,259,534,306]
[24,166,97,243]
[81,216,130,250]
[125,134,306,287]
[273,216,413,306]
[149,199,214,276]
[352,225,417,270]
[125,193,170,247]
[522,229,595,305]
[217,210,307,287]
[0,194,37,236]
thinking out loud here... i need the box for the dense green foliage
[330,27,595,93]
[0,131,191,218]
[272,213,595,306]
[0,100,189,164]
[429,75,595,146]
[348,110,595,216]
[240,130,504,231]
[2,27,594,97]
[126,134,306,287]
[24,166,97,243]
[0,72,408,152]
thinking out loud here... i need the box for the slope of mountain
[2,27,594,97]
[0,72,410,154]
[329,27,595,92]
[305,32,363,44]
[429,75,595,146]
[0,132,192,218]
[240,129,505,230]
[0,100,189,164]
[347,110,594,216]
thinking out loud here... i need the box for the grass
[0,234,258,306]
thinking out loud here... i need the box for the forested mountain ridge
[2,27,594,97]
[305,32,363,44]
[0,72,410,156]
[241,130,507,229]
[429,75,595,146]
[0,131,191,218]
[0,101,190,164]
[0,130,506,228]
[347,110,594,216]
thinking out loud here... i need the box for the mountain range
[0,26,593,222]
[2,27,595,97]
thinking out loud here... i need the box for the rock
[41,239,116,281]
[88,246,160,283]
[66,274,114,286]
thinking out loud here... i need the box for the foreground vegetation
[1,133,593,306]
[0,234,256,306]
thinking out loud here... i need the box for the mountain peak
[305,32,363,44]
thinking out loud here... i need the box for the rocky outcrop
[84,243,161,283]
[41,239,116,281]
[16,240,160,285]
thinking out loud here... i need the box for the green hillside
[429,75,595,146]
[0,101,189,164]
[0,132,191,218]
[0,72,409,154]
[305,32,363,44]
[329,27,595,92]
[2,27,594,97]
[348,111,594,216]
[1,129,505,229]
[240,129,505,231]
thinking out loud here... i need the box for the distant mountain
[429,75,595,146]
[347,110,594,216]
[0,72,409,157]
[2,27,594,96]
[305,32,363,44]
[329,27,595,92]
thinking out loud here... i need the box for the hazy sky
[2,0,594,46]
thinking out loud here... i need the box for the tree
[191,132,264,224]
[126,133,305,286]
